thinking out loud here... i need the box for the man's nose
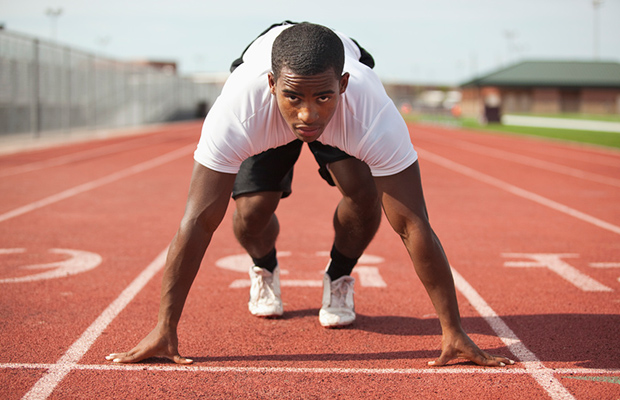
[298,104,318,124]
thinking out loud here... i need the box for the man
[106,22,513,367]
[229,21,382,327]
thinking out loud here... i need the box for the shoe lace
[253,270,276,301]
[330,277,354,308]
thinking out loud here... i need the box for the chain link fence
[0,29,224,138]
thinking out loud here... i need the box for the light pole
[45,8,63,41]
[96,36,111,54]
[592,0,603,60]
[503,30,519,66]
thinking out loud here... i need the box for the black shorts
[232,140,353,199]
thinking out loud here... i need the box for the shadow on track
[124,313,618,369]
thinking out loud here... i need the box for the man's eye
[318,96,330,103]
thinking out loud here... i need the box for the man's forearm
[154,163,235,329]
[405,229,464,334]
[156,222,213,328]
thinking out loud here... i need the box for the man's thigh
[232,140,303,199]
[327,157,378,203]
[306,141,378,204]
[306,141,354,187]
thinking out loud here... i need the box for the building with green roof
[459,61,620,121]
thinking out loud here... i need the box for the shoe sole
[249,308,283,318]
[319,317,355,328]
[253,314,283,319]
[322,323,353,329]
[320,321,354,328]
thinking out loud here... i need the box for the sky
[2,0,620,85]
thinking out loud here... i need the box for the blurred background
[1,0,619,140]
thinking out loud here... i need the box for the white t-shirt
[194,24,417,177]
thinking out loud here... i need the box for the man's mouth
[295,126,321,138]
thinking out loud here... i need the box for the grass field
[460,118,620,150]
[404,113,620,150]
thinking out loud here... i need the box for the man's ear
[339,72,350,94]
[268,72,276,94]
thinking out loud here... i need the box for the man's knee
[346,187,381,215]
[233,192,281,233]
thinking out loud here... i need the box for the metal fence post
[31,38,41,137]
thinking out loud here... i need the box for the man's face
[268,67,349,143]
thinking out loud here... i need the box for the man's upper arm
[373,161,428,233]
[183,161,237,233]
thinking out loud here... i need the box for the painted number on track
[0,248,102,283]
[502,253,614,292]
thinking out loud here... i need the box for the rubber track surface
[1,121,618,399]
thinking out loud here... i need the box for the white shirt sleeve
[193,98,254,174]
[356,102,418,177]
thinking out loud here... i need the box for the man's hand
[105,326,193,365]
[428,329,514,367]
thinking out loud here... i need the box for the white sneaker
[248,265,283,317]
[319,273,355,327]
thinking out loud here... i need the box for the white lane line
[503,253,613,292]
[590,262,620,268]
[1,137,157,178]
[0,144,195,223]
[12,256,581,399]
[451,267,575,400]
[418,148,620,236]
[417,130,620,187]
[4,362,619,376]
[0,128,198,178]
[21,248,168,400]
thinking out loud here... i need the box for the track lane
[411,125,619,230]
[0,126,197,366]
[417,125,620,169]
[0,123,200,179]
[0,130,200,215]
[90,142,577,398]
[415,127,620,188]
[1,122,619,399]
[409,126,619,385]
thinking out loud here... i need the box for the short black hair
[271,22,345,80]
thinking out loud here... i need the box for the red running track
[0,120,619,399]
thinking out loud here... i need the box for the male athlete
[106,22,513,367]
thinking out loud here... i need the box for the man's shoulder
[217,69,272,117]
[343,63,389,106]
[224,64,270,95]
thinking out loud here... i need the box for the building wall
[461,85,620,117]
[383,83,423,107]
[580,88,620,114]
[459,87,482,117]
[501,88,533,113]
[531,88,561,113]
